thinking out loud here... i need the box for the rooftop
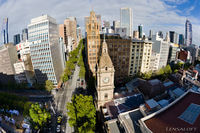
[119,109,143,133]
[143,92,200,133]
[104,93,144,119]
[107,119,121,133]
[148,79,161,86]
[163,81,174,87]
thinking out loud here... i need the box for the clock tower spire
[96,39,115,108]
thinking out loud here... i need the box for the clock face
[103,77,109,83]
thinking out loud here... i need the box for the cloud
[163,0,188,5]
[185,5,195,15]
[0,0,199,45]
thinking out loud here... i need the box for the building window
[104,93,108,99]
[105,67,107,71]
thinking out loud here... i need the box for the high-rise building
[14,34,21,45]
[138,24,143,39]
[115,27,127,37]
[103,21,110,29]
[186,44,198,64]
[113,20,120,31]
[158,31,163,38]
[149,30,153,40]
[0,43,17,83]
[85,14,101,32]
[169,31,175,43]
[179,34,184,46]
[59,24,67,45]
[28,15,65,85]
[86,11,101,74]
[152,33,170,69]
[168,43,179,63]
[22,28,28,42]
[64,17,78,49]
[185,19,192,46]
[120,8,132,37]
[1,17,9,44]
[129,39,152,76]
[100,34,131,83]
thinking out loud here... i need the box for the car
[56,124,61,133]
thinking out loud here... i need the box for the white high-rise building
[120,8,132,37]
[28,15,65,85]
[151,33,170,70]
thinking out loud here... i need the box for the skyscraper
[185,19,192,46]
[149,30,153,40]
[1,17,9,44]
[86,11,101,75]
[158,31,163,38]
[179,34,184,46]
[28,15,65,85]
[169,31,175,43]
[138,24,143,39]
[85,14,101,32]
[14,34,21,45]
[120,8,132,37]
[22,28,28,42]
[64,17,78,49]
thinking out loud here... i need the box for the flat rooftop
[144,92,200,133]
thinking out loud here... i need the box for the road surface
[54,64,80,133]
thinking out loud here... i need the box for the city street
[54,64,80,133]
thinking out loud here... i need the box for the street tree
[45,80,54,92]
[164,65,172,74]
[29,103,51,130]
[67,94,96,133]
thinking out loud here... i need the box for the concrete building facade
[0,43,18,83]
[86,11,101,74]
[152,33,170,69]
[168,43,179,63]
[28,15,64,85]
[101,34,131,83]
[129,39,152,76]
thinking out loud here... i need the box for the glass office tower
[120,8,132,37]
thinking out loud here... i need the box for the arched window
[105,67,107,71]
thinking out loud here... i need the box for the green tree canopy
[163,65,172,74]
[67,94,96,133]
[29,103,51,130]
[45,80,54,92]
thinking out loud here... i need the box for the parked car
[56,124,61,133]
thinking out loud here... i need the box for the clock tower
[97,39,115,108]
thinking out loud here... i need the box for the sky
[0,0,199,44]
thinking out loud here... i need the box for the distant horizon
[0,0,199,45]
